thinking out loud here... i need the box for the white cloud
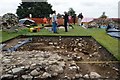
[119,1,120,17]
[48,0,119,18]
[0,0,21,16]
[0,0,119,18]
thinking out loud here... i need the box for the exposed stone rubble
[1,51,84,80]
[83,72,101,79]
[89,72,101,78]
[1,37,120,80]
[1,50,120,80]
[0,13,18,32]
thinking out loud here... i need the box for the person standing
[78,13,83,26]
[68,15,74,29]
[43,17,47,24]
[52,10,58,33]
[64,12,69,32]
[72,14,76,25]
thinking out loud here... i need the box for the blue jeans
[52,22,57,33]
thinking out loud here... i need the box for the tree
[16,1,53,19]
[68,8,75,16]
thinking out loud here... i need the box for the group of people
[51,10,68,33]
[51,10,84,33]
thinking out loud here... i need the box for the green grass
[0,31,20,42]
[0,25,119,60]
[86,28,119,60]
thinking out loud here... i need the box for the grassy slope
[0,25,119,60]
[86,28,119,60]
[0,31,20,43]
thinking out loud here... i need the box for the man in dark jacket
[64,12,69,32]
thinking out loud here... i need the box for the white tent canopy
[19,18,35,24]
[81,17,94,23]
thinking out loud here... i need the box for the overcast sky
[0,0,119,18]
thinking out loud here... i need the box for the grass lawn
[0,31,20,43]
[0,25,119,60]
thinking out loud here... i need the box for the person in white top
[51,10,58,33]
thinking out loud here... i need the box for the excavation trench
[1,36,120,80]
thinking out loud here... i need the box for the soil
[1,36,120,80]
